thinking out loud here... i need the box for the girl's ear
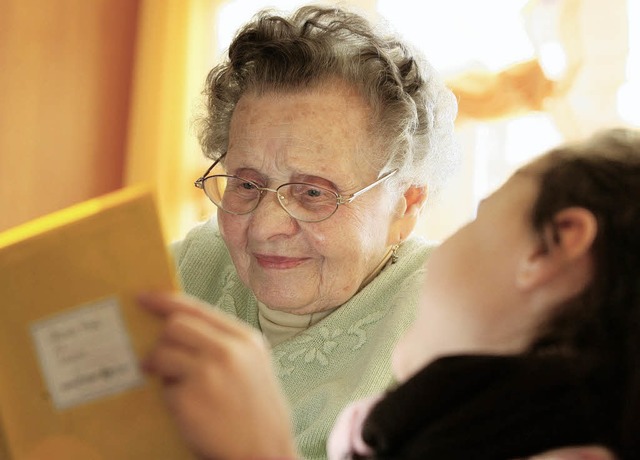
[516,207,597,291]
[387,186,428,245]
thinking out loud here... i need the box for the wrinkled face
[392,171,542,382]
[218,82,403,314]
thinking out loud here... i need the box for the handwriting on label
[31,297,144,410]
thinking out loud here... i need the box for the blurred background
[1,0,638,243]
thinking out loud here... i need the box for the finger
[139,291,262,340]
[142,344,199,382]
[137,291,211,319]
[160,311,231,354]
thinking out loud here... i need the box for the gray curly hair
[197,4,459,193]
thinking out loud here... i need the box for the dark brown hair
[528,128,640,457]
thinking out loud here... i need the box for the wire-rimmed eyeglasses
[194,154,398,223]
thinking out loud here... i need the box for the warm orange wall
[0,0,140,231]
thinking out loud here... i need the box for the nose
[248,188,299,238]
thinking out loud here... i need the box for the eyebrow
[232,166,343,190]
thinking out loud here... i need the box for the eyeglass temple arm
[194,153,227,188]
[339,169,398,204]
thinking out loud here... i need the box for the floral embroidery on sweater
[273,328,343,376]
[347,311,385,350]
[272,310,387,377]
[291,328,342,363]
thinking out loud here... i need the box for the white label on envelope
[30,297,144,410]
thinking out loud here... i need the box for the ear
[516,207,597,291]
[387,185,428,245]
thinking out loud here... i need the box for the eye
[226,177,260,199]
[240,181,258,190]
[305,188,322,198]
[289,184,334,201]
[233,168,267,187]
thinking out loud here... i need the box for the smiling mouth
[254,254,308,269]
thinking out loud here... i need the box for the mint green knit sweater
[172,220,434,460]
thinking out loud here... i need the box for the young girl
[140,127,639,459]
[327,127,640,459]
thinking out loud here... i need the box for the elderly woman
[141,4,457,459]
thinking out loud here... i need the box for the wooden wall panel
[0,0,140,231]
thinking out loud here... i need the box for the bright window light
[377,0,534,74]
[618,0,640,125]
[216,0,314,57]
[538,42,567,80]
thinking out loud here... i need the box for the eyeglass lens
[202,176,339,222]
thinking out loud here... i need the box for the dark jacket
[360,354,622,459]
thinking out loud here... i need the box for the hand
[138,292,298,459]
[524,445,617,460]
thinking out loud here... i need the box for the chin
[256,291,314,313]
